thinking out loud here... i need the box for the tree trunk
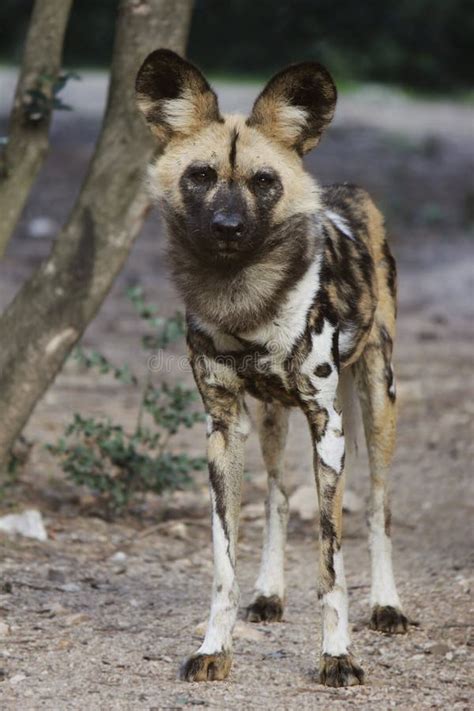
[0,0,194,473]
[0,0,74,256]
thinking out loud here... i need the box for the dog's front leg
[180,360,248,682]
[299,324,365,687]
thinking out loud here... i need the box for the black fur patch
[370,605,408,634]
[246,595,284,623]
[380,326,396,402]
[229,128,239,170]
[320,654,365,687]
[315,363,332,378]
[208,460,229,539]
[136,49,223,132]
[382,238,397,302]
[180,652,232,682]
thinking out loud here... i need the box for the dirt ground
[0,77,473,710]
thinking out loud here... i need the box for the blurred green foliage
[0,0,472,93]
[47,287,206,518]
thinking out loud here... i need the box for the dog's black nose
[211,212,244,240]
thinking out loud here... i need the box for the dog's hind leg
[246,401,289,623]
[354,323,408,634]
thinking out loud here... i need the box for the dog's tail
[338,368,361,474]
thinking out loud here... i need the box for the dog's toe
[319,653,365,687]
[370,605,408,634]
[245,595,284,623]
[180,652,232,682]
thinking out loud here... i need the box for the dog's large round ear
[135,49,222,146]
[247,62,337,155]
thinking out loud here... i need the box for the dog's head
[136,50,336,266]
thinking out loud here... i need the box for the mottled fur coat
[135,49,407,687]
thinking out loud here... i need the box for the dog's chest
[236,345,299,406]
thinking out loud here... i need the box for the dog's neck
[167,213,323,335]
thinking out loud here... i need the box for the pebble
[0,509,47,542]
[59,583,81,593]
[0,622,11,636]
[426,642,451,656]
[110,551,127,563]
[63,612,90,626]
[160,521,188,540]
[10,673,26,685]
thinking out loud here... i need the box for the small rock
[445,651,454,661]
[10,673,26,685]
[57,639,73,651]
[112,566,127,576]
[48,603,69,618]
[47,568,66,584]
[0,509,47,542]
[63,612,90,627]
[426,642,451,656]
[234,620,265,642]
[110,551,127,563]
[161,521,188,540]
[0,622,11,636]
[59,583,81,593]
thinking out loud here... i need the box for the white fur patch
[326,210,355,241]
[339,325,358,358]
[300,320,339,402]
[369,488,402,609]
[198,491,239,654]
[321,549,350,655]
[275,104,308,142]
[161,87,199,134]
[241,255,322,356]
[254,480,288,599]
[301,321,345,472]
[388,363,396,397]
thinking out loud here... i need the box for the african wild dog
[135,49,408,687]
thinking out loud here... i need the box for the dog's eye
[188,166,216,184]
[253,171,276,188]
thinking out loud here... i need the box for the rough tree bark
[0,0,194,473]
[0,0,74,256]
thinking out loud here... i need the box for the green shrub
[47,287,206,517]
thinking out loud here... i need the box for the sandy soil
[0,78,473,709]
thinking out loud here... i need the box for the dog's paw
[319,653,365,687]
[245,594,284,623]
[370,605,408,634]
[179,652,232,682]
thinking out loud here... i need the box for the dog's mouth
[215,238,250,257]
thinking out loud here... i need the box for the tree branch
[0,0,74,256]
[0,0,194,471]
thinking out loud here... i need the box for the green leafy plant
[47,287,206,517]
[24,70,81,122]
